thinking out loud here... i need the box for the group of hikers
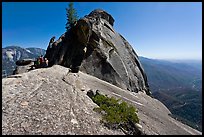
[34,55,49,69]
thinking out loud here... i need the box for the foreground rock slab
[2,65,202,135]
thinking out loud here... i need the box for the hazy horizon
[3,45,202,61]
[2,2,202,60]
[139,56,202,61]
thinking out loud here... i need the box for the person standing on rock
[44,58,49,68]
[49,36,55,48]
[35,56,40,68]
[39,55,44,67]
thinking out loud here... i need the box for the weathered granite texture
[2,65,201,135]
[45,9,150,95]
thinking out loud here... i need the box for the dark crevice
[104,23,115,33]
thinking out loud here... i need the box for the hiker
[36,57,40,67]
[44,58,49,68]
[39,55,44,67]
[49,36,55,48]
[74,20,77,25]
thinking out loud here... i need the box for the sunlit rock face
[2,65,201,135]
[45,9,150,95]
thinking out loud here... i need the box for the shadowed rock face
[44,9,150,95]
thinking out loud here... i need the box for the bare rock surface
[2,65,124,135]
[13,61,34,75]
[45,9,150,95]
[2,65,201,135]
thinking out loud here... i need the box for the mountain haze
[139,56,202,131]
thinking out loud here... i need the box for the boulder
[16,59,34,66]
[13,64,33,75]
[13,60,35,75]
[44,9,151,95]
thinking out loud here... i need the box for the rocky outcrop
[44,9,150,95]
[2,65,201,135]
[13,59,35,75]
[16,59,34,66]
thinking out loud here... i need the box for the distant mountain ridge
[139,56,202,92]
[2,46,46,77]
[139,56,202,132]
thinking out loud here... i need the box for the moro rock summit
[45,9,150,95]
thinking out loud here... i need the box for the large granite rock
[2,65,201,135]
[44,9,150,95]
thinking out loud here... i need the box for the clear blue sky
[2,2,202,60]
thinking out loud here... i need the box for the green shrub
[91,92,139,130]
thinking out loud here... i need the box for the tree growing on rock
[65,2,78,31]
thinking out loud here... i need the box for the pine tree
[65,2,78,32]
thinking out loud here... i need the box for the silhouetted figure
[39,55,44,67]
[44,58,49,68]
[49,36,56,48]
